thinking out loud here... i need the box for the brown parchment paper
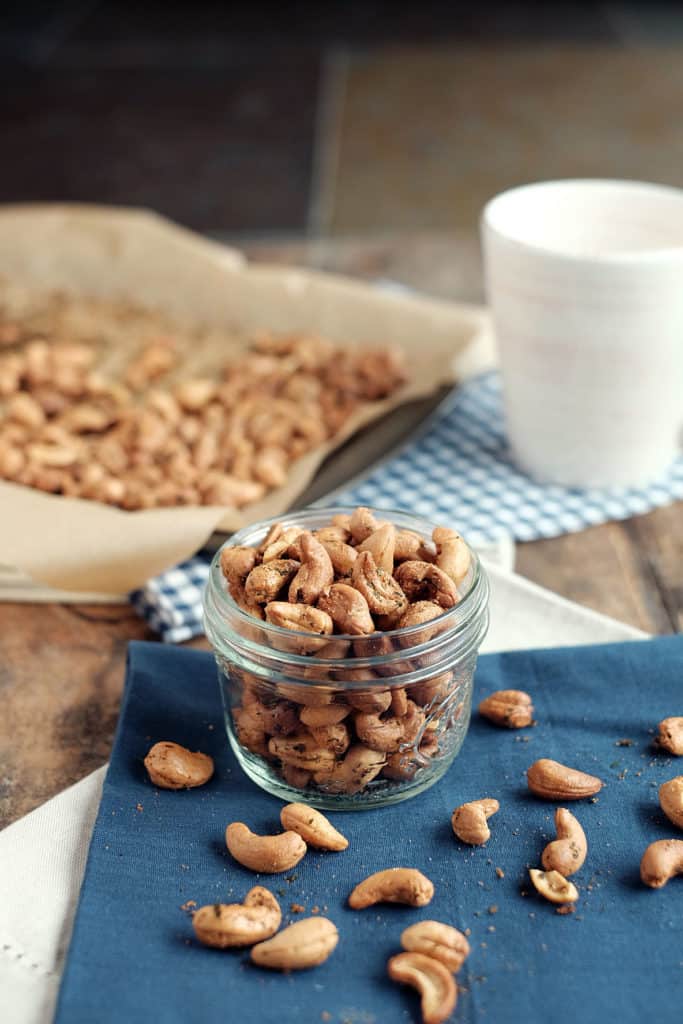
[0,204,496,595]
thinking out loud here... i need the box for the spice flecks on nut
[529,868,579,904]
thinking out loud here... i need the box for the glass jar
[203,507,490,809]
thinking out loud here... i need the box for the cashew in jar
[245,559,301,604]
[318,583,375,635]
[313,744,386,794]
[394,561,459,609]
[433,526,471,586]
[358,523,396,573]
[288,533,334,604]
[351,550,408,618]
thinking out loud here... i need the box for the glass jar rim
[204,505,487,653]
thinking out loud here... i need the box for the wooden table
[1,235,681,830]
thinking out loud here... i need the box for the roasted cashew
[527,759,603,800]
[225,822,307,873]
[358,523,396,573]
[349,867,434,909]
[300,703,350,727]
[276,681,336,707]
[541,808,587,876]
[347,686,393,714]
[351,550,409,618]
[318,583,375,635]
[228,580,265,620]
[432,526,471,586]
[263,700,301,737]
[144,742,214,790]
[262,525,304,561]
[245,559,300,603]
[354,709,405,753]
[659,776,683,830]
[382,751,418,781]
[192,886,281,947]
[349,506,383,543]
[288,533,334,604]
[640,839,683,888]
[251,917,338,970]
[282,764,311,789]
[411,671,452,708]
[313,744,386,793]
[331,512,352,530]
[388,952,457,1024]
[479,689,535,728]
[233,706,270,758]
[219,545,258,585]
[264,601,333,654]
[280,803,349,851]
[451,798,499,845]
[315,524,352,545]
[657,717,683,755]
[529,868,579,904]
[317,539,358,576]
[391,687,409,717]
[397,600,445,648]
[394,561,459,609]
[401,920,470,973]
[268,732,337,772]
[393,529,425,563]
[309,722,351,755]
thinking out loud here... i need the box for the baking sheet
[0,205,495,594]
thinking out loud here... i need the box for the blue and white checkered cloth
[131,371,683,643]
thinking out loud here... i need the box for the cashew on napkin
[0,205,495,595]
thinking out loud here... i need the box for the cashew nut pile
[220,507,473,795]
[0,280,405,509]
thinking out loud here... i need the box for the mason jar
[203,507,490,809]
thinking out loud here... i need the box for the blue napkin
[55,637,683,1024]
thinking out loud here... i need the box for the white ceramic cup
[481,179,683,488]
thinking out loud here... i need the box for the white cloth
[0,564,645,1024]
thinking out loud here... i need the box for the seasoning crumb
[285,873,298,884]
[615,738,634,747]
[180,900,197,912]
[488,905,498,915]
[589,797,599,804]
[556,904,575,916]
[464,928,471,937]
[311,905,320,915]
[290,903,305,914]
[618,769,628,780]
[487,925,496,933]
[321,1014,332,1022]
[136,803,143,812]
[495,867,505,879]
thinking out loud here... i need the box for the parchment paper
[0,204,496,594]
